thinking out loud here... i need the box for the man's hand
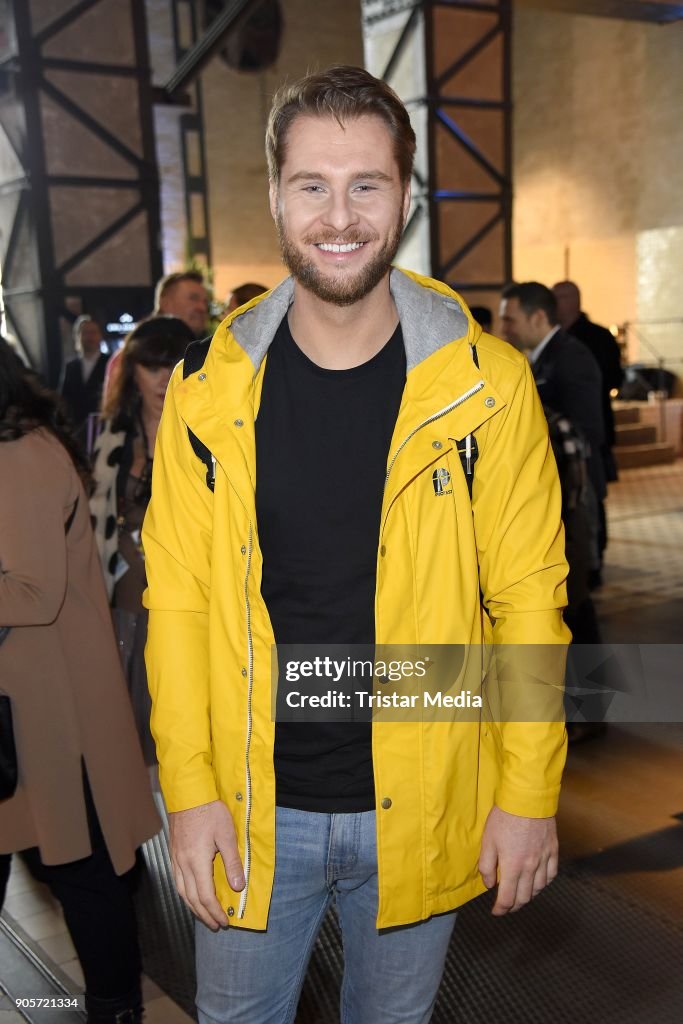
[478,805,558,915]
[168,800,245,930]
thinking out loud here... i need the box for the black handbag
[0,693,17,800]
[0,626,17,800]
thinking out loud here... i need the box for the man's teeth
[316,242,365,252]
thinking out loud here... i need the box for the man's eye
[304,185,324,193]
[354,184,376,193]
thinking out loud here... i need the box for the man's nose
[320,190,360,233]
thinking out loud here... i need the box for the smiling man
[143,66,570,1024]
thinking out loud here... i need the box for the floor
[1,460,682,1022]
[593,460,683,636]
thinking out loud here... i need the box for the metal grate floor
[134,828,683,1024]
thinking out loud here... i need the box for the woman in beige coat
[0,339,160,1023]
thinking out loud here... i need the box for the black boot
[85,986,144,1023]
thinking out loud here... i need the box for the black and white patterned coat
[89,419,128,601]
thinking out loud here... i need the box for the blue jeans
[195,807,456,1024]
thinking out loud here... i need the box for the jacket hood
[226,267,477,375]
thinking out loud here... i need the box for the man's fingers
[531,858,549,898]
[491,873,517,916]
[171,856,189,911]
[193,857,230,928]
[172,854,205,925]
[182,865,223,931]
[510,862,535,911]
[215,819,246,892]
[482,807,559,916]
[478,842,498,890]
[171,835,229,928]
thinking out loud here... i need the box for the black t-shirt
[255,314,406,812]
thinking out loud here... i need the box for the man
[500,282,605,505]
[500,283,605,629]
[553,280,623,571]
[60,315,108,442]
[155,270,210,338]
[144,67,570,1024]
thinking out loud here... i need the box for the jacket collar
[227,267,471,378]
[174,270,504,515]
[187,268,480,414]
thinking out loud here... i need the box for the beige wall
[512,9,683,367]
[197,0,364,304]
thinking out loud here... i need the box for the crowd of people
[0,62,625,1024]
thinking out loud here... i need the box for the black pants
[0,770,142,1002]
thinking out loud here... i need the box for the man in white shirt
[60,316,108,441]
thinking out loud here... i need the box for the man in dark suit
[499,281,605,512]
[499,284,607,721]
[60,316,109,446]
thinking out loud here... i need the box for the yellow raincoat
[143,269,570,930]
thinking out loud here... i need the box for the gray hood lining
[229,268,470,374]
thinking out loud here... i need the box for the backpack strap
[182,337,481,500]
[456,343,480,500]
[183,338,216,492]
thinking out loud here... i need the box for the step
[613,406,641,425]
[614,443,677,470]
[615,423,658,446]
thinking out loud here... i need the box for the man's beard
[276,211,404,307]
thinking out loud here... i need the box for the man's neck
[287,275,399,370]
[528,324,560,364]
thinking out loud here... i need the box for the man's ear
[532,309,549,337]
[269,180,279,221]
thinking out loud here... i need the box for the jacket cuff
[494,780,562,819]
[159,769,220,813]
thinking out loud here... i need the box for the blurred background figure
[469,305,493,333]
[499,282,606,514]
[553,280,624,577]
[499,282,605,650]
[0,337,160,1023]
[102,271,209,412]
[59,316,108,447]
[224,281,268,317]
[90,316,194,764]
[155,270,210,338]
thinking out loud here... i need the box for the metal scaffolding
[363,0,512,300]
[1,0,163,382]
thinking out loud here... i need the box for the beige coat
[0,429,160,872]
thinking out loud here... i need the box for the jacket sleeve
[473,355,570,818]
[0,437,69,626]
[142,366,219,812]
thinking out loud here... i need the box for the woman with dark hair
[90,316,193,763]
[0,336,160,1023]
